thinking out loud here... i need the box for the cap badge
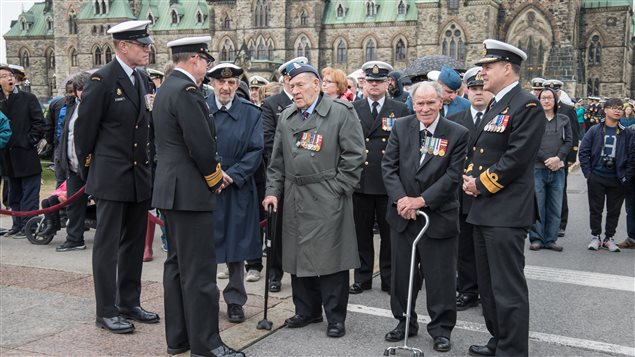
[116,88,123,96]
[293,63,302,69]
[482,43,487,55]
[221,67,233,78]
[475,73,483,81]
[372,65,379,74]
[251,79,258,85]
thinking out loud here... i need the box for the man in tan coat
[263,62,366,338]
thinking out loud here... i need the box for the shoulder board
[90,74,102,81]
[185,86,198,92]
[526,102,537,108]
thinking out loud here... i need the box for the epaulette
[90,74,102,81]
[526,102,537,108]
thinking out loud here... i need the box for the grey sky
[1,0,36,64]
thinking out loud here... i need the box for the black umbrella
[401,55,465,79]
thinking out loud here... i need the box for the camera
[602,156,616,170]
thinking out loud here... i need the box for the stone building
[4,0,634,102]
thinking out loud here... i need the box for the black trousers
[457,214,478,297]
[587,174,627,238]
[92,198,148,318]
[473,225,529,357]
[163,210,223,355]
[269,195,284,281]
[390,224,457,339]
[65,171,88,243]
[291,270,349,323]
[560,168,569,230]
[352,193,391,289]
[8,174,40,230]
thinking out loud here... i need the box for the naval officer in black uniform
[152,36,243,357]
[462,39,546,357]
[260,56,308,292]
[350,61,408,295]
[74,20,159,334]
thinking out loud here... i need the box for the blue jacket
[0,111,11,150]
[579,122,632,184]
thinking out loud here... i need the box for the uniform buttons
[365,149,369,153]
[364,161,369,166]
[479,166,483,170]
[381,150,385,154]
[472,146,476,151]
[365,138,369,142]
[135,125,139,129]
[134,143,138,148]
[148,124,150,128]
[382,138,386,142]
[145,161,149,165]
[480,148,484,154]
[134,161,137,166]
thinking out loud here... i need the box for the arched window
[149,46,156,64]
[395,38,406,61]
[366,1,376,17]
[94,0,100,15]
[94,47,102,66]
[336,39,347,64]
[594,78,600,96]
[104,46,112,63]
[68,9,77,34]
[268,41,274,61]
[220,38,235,62]
[171,9,178,24]
[365,38,377,61]
[92,25,97,35]
[70,48,78,67]
[441,24,465,63]
[522,36,544,80]
[196,10,204,25]
[248,42,255,59]
[256,38,266,60]
[588,35,601,66]
[47,18,53,31]
[448,0,459,10]
[397,0,406,15]
[296,36,311,64]
[255,0,269,28]
[46,48,55,69]
[223,14,231,30]
[100,0,107,14]
[300,10,308,26]
[336,4,344,18]
[20,19,27,31]
[99,25,104,35]
[20,49,30,68]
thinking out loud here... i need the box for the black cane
[257,204,277,330]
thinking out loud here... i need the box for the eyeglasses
[125,41,152,50]
[192,54,213,67]
[0,73,15,79]
[606,106,624,111]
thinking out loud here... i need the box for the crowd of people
[0,19,634,357]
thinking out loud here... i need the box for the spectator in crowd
[618,133,635,249]
[249,75,269,106]
[529,88,572,252]
[0,110,11,149]
[0,64,46,238]
[579,98,633,252]
[576,101,586,137]
[146,68,164,91]
[620,102,635,128]
[258,81,283,102]
[387,71,409,103]
[46,80,75,187]
[321,67,353,102]
[357,70,367,98]
[530,77,545,97]
[38,180,67,238]
[437,65,471,117]
[56,72,90,252]
[347,76,362,101]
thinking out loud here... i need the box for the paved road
[1,169,633,356]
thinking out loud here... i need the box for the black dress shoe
[95,316,135,334]
[384,326,418,342]
[167,345,190,355]
[326,321,345,338]
[118,306,160,323]
[269,280,281,292]
[227,304,245,323]
[468,345,496,356]
[284,314,323,328]
[433,336,451,352]
[456,294,479,311]
[349,282,371,294]
[191,344,245,357]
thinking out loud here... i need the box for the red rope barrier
[0,186,87,217]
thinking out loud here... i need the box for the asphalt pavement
[1,168,633,357]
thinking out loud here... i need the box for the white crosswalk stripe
[525,265,635,292]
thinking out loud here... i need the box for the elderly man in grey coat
[263,62,366,338]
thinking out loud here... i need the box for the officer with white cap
[248,75,269,106]
[260,56,308,293]
[462,39,544,357]
[146,68,164,89]
[530,77,546,97]
[74,19,159,335]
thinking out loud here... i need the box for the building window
[336,39,347,64]
[220,38,235,62]
[300,10,308,26]
[149,46,156,64]
[94,0,100,15]
[268,41,274,61]
[68,10,77,34]
[46,48,55,69]
[441,24,465,63]
[94,47,102,66]
[196,10,204,25]
[104,46,112,63]
[47,18,53,31]
[395,38,406,61]
[92,25,97,35]
[366,1,376,17]
[296,36,311,64]
[588,35,601,66]
[99,25,104,35]
[100,0,107,14]
[70,48,78,67]
[223,14,231,30]
[594,78,600,96]
[20,19,27,31]
[20,49,30,68]
[397,0,406,15]
[522,36,544,81]
[448,0,459,10]
[255,0,269,28]
[336,4,344,18]
[365,38,376,61]
[171,10,178,24]
[257,38,266,60]
[248,42,255,59]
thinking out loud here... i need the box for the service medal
[438,139,448,157]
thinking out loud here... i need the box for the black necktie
[132,70,139,89]
[220,106,227,112]
[475,112,483,127]
[371,101,379,120]
[440,106,445,117]
[302,110,309,120]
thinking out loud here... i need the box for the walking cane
[257,204,277,330]
[384,210,429,357]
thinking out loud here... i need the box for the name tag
[115,97,125,102]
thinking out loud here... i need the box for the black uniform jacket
[75,59,152,202]
[448,108,480,215]
[261,91,292,164]
[354,97,409,195]
[558,102,580,163]
[465,84,546,227]
[151,70,223,211]
[382,114,469,238]
[0,89,45,178]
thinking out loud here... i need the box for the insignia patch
[186,86,198,92]
[526,103,537,107]
[501,107,509,114]
[482,43,487,55]
[475,73,483,81]
[372,65,379,74]
[293,63,302,69]
[116,88,123,96]
[221,67,233,78]
[251,79,258,85]
[91,76,101,81]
